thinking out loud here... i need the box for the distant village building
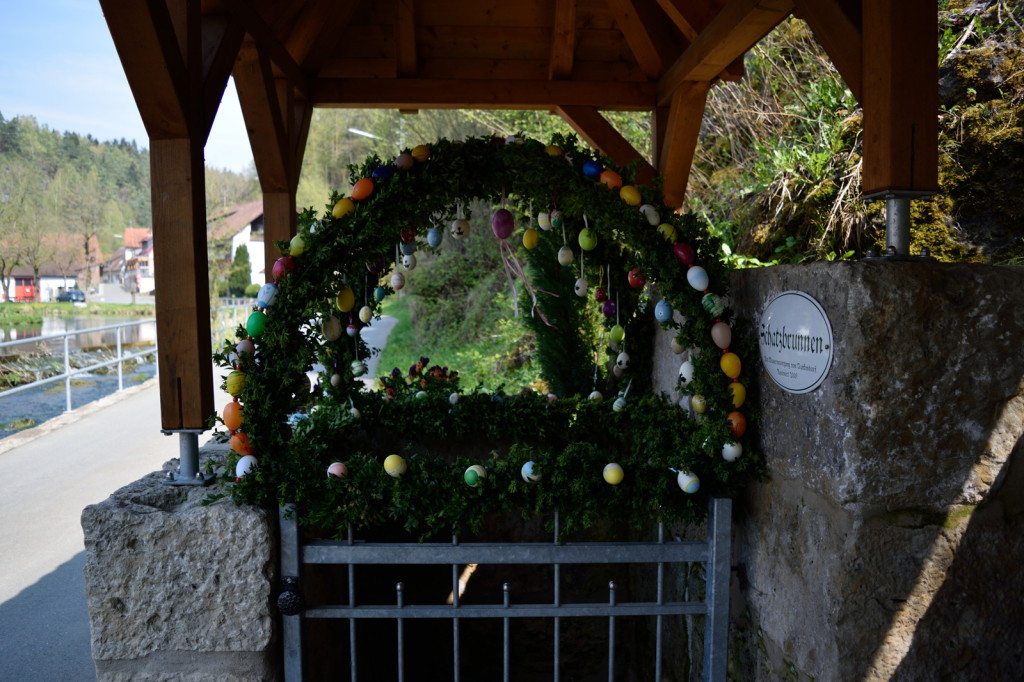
[103,227,153,293]
[4,233,103,302]
[207,200,265,284]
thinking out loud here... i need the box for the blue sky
[0,0,254,173]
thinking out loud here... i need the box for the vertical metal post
[704,495,732,681]
[116,326,123,392]
[656,522,665,682]
[63,335,71,412]
[452,533,460,682]
[396,582,405,682]
[503,583,510,682]
[553,510,561,682]
[348,524,357,682]
[279,505,303,682]
[608,581,617,682]
[885,194,911,255]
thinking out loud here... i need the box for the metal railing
[211,300,254,349]
[280,496,732,681]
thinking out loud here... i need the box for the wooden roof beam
[793,0,862,101]
[549,0,577,79]
[655,0,745,81]
[293,0,362,74]
[606,0,679,79]
[224,0,310,97]
[396,0,418,77]
[658,0,793,105]
[234,41,291,192]
[200,15,245,144]
[555,105,656,185]
[658,81,710,208]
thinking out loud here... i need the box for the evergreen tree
[228,244,252,296]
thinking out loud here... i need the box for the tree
[0,159,37,300]
[228,244,252,296]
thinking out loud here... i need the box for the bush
[244,283,260,298]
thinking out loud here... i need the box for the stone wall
[651,262,1024,680]
[81,442,277,681]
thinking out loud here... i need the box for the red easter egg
[272,256,295,280]
[728,411,747,438]
[400,227,417,243]
[628,268,646,289]
[351,178,374,200]
[231,431,255,456]
[594,287,607,303]
[599,170,622,190]
[223,402,243,431]
[673,242,695,266]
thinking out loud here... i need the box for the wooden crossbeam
[293,0,362,73]
[793,0,862,101]
[655,0,745,81]
[556,105,657,185]
[606,0,679,79]
[658,0,793,105]
[549,0,577,79]
[200,15,246,144]
[224,0,310,97]
[396,0,418,77]
[234,40,291,193]
[658,81,710,208]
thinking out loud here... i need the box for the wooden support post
[150,138,214,430]
[263,193,296,283]
[658,81,710,209]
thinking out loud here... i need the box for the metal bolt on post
[161,430,215,486]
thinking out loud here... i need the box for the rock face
[81,442,276,681]
[650,262,1024,680]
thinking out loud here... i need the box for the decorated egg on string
[728,411,747,437]
[451,218,470,239]
[711,322,732,349]
[657,223,677,242]
[351,359,367,376]
[612,396,627,412]
[678,359,694,386]
[492,209,514,239]
[603,462,624,485]
[619,185,641,206]
[550,210,564,229]
[673,241,696,266]
[327,462,348,478]
[612,364,625,379]
[578,228,598,251]
[523,228,539,249]
[670,338,685,354]
[289,233,306,256]
[464,464,487,487]
[449,392,459,405]
[332,197,355,219]
[691,395,707,414]
[336,287,355,312]
[594,287,607,303]
[427,227,443,247]
[521,460,541,482]
[588,390,603,403]
[400,240,417,255]
[395,152,415,170]
[236,339,255,357]
[226,370,246,397]
[602,299,617,318]
[222,402,243,431]
[411,144,430,162]
[246,310,267,337]
[599,169,622,189]
[729,382,746,408]
[574,277,589,297]
[655,299,673,322]
[639,204,660,226]
[720,352,741,379]
[323,315,343,341]
[687,266,709,291]
[628,269,646,289]
[331,373,343,387]
[384,454,407,477]
[272,256,294,280]
[544,144,563,156]
[702,293,725,317]
[235,454,258,478]
[373,286,386,302]
[358,306,373,324]
[615,352,631,370]
[257,283,278,308]
[722,442,743,462]
[610,324,625,343]
[351,178,374,200]
[416,390,426,399]
[677,470,700,494]
[402,254,417,270]
[537,212,552,230]
[350,406,361,419]
[400,227,417,244]
[391,272,406,291]
[231,432,254,456]
[346,323,357,337]
[372,165,394,180]
[582,160,602,178]
[366,256,386,274]
[557,245,574,266]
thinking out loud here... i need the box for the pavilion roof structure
[99,0,937,433]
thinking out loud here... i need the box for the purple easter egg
[491,209,514,239]
[602,299,617,318]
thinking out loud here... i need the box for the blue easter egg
[371,165,394,180]
[256,283,278,308]
[582,161,602,179]
[655,299,673,322]
[400,241,416,255]
[427,227,443,247]
[373,286,386,302]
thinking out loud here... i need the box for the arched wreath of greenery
[214,134,765,540]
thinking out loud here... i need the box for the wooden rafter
[658,81,711,208]
[224,0,310,97]
[549,0,577,79]
[655,0,745,81]
[658,0,793,105]
[793,0,862,101]
[291,0,362,73]
[606,0,680,80]
[200,15,246,144]
[556,105,657,184]
[396,0,418,77]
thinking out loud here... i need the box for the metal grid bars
[280,496,732,681]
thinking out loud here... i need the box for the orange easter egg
[222,402,243,431]
[351,178,374,200]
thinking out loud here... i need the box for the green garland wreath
[214,134,765,540]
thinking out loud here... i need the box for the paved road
[93,281,155,305]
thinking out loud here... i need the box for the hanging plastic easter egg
[544,144,563,157]
[610,324,625,343]
[702,293,725,317]
[655,299,673,322]
[272,256,294,280]
[395,152,415,170]
[537,212,552,230]
[580,161,600,179]
[691,394,707,414]
[400,227,417,244]
[449,392,459,405]
[235,454,258,478]
[289,233,306,256]
[722,442,743,462]
[728,411,747,438]
[574,277,589,298]
[223,402,243,431]
[327,462,348,478]
[226,370,246,397]
[372,165,394,180]
[557,245,573,266]
[411,144,430,162]
[391,272,406,291]
[602,299,617,318]
[589,390,603,403]
[612,364,625,379]
[384,454,407,477]
[346,323,357,337]
[550,210,564,230]
[464,464,487,487]
[402,254,417,270]
[676,470,700,494]
[521,461,541,482]
[373,286,386,302]
[400,242,417,257]
[615,352,631,370]
[323,315,343,341]
[246,310,267,337]
[231,431,254,456]
[350,406,361,419]
[729,382,746,409]
[332,197,355,219]
[358,305,373,324]
[619,185,641,206]
[351,359,367,376]
[673,241,696,266]
[523,228,539,250]
[427,227,443,247]
[603,463,624,485]
[331,373,343,387]
[451,218,470,239]
[594,287,607,303]
[257,283,278,309]
[639,204,660,226]
[686,266,709,291]
[577,228,598,251]
[351,178,374,200]
[670,338,685,354]
[628,268,646,289]
[711,322,732,349]
[657,223,677,242]
[335,287,355,312]
[678,359,695,386]
[492,209,514,239]
[599,169,622,190]
[720,352,741,379]
[236,339,255,358]
[612,396,627,412]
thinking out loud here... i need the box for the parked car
[56,290,86,303]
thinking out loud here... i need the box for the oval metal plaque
[758,290,833,394]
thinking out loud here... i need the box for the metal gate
[280,496,731,681]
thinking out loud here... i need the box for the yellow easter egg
[226,370,246,397]
[523,228,539,250]
[603,463,624,485]
[336,287,355,312]
[720,352,741,379]
[384,454,407,477]
[332,197,354,219]
[657,223,677,242]
[619,185,641,206]
[289,233,306,256]
[411,144,430,162]
[729,382,746,408]
[691,394,707,414]
[544,145,563,157]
